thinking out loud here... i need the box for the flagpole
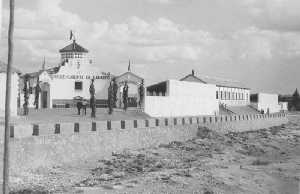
[3,0,15,193]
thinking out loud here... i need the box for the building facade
[19,40,111,108]
[19,39,144,109]
[145,79,219,117]
[250,93,281,113]
[180,72,250,107]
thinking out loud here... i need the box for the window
[221,91,223,100]
[216,91,219,99]
[242,93,244,100]
[228,92,231,100]
[75,81,83,90]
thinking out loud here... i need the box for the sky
[0,0,300,94]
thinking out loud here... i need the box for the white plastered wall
[144,80,219,117]
[257,93,280,113]
[0,73,19,116]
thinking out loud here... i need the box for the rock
[197,126,212,139]
[112,171,125,178]
[99,174,113,181]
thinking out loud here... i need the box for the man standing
[89,79,96,118]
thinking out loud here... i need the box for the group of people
[76,78,145,117]
[76,79,96,117]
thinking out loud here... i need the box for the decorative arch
[115,72,144,109]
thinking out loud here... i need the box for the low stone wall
[0,113,288,174]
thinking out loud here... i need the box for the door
[42,91,48,108]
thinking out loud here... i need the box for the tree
[291,88,300,111]
[23,75,29,115]
[138,79,145,108]
[112,78,118,108]
[3,0,15,193]
[108,81,114,114]
[122,82,128,111]
[33,77,41,109]
[89,79,96,118]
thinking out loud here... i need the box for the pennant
[69,30,74,40]
[128,59,131,72]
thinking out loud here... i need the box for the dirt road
[10,114,300,194]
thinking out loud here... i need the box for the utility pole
[3,0,15,193]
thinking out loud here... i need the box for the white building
[0,61,20,117]
[145,79,218,117]
[250,93,281,113]
[180,71,250,107]
[20,40,111,108]
[19,39,145,109]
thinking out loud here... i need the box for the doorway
[42,91,48,108]
[40,82,50,109]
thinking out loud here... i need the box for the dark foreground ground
[9,114,300,194]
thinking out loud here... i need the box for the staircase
[225,105,260,115]
[219,104,235,115]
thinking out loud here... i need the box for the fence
[2,113,288,140]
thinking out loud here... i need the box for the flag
[42,57,45,70]
[69,30,74,40]
[128,59,131,72]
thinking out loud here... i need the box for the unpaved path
[10,115,300,194]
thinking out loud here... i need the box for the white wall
[0,73,19,116]
[144,80,219,117]
[50,63,110,101]
[0,0,2,39]
[256,93,280,113]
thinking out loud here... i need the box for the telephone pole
[3,0,15,193]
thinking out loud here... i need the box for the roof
[181,74,249,90]
[59,40,88,53]
[0,61,21,74]
[115,71,144,84]
[146,81,167,92]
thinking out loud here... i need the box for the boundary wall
[0,113,288,174]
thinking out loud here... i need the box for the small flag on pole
[42,56,46,70]
[128,59,131,72]
[69,30,74,40]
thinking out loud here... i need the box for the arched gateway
[115,71,144,109]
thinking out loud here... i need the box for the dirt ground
[10,114,300,194]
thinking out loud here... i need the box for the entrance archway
[115,72,144,109]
